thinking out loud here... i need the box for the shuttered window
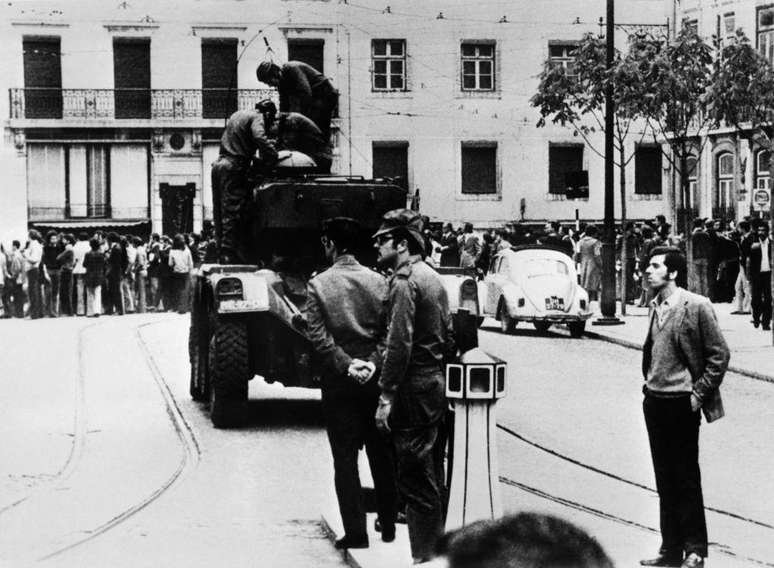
[634,145,663,195]
[23,36,62,118]
[288,38,325,74]
[461,142,497,194]
[548,144,583,195]
[372,142,408,190]
[114,38,151,119]
[202,38,238,119]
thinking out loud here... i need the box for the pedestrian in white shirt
[169,234,193,314]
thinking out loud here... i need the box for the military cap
[372,209,423,239]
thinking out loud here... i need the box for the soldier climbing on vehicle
[256,60,339,140]
[256,99,333,173]
[211,109,278,264]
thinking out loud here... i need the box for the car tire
[499,302,516,334]
[569,321,586,338]
[209,319,250,428]
[533,321,551,334]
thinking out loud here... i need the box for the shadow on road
[246,399,325,429]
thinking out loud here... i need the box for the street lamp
[593,0,624,327]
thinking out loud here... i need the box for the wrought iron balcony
[9,88,277,121]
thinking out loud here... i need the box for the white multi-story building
[0,0,670,245]
[668,0,773,224]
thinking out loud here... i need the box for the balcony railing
[10,88,277,120]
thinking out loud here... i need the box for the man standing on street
[747,222,772,331]
[640,246,730,568]
[305,217,397,550]
[23,229,44,319]
[373,209,455,565]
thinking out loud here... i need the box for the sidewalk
[585,301,774,383]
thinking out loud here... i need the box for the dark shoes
[373,518,396,542]
[335,535,369,549]
[681,553,704,568]
[640,554,683,567]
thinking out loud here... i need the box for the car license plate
[545,297,564,310]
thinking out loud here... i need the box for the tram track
[35,319,200,562]
[37,320,201,561]
[497,422,774,567]
[0,321,100,517]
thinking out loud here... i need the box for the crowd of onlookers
[422,214,772,331]
[0,228,217,320]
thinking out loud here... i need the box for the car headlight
[216,277,244,300]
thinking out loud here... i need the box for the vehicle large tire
[498,302,516,334]
[188,285,210,402]
[533,321,551,334]
[568,321,586,338]
[209,319,250,428]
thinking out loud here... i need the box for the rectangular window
[461,42,495,91]
[288,38,325,74]
[23,36,62,118]
[758,6,774,64]
[372,142,409,190]
[87,145,110,217]
[548,144,583,195]
[113,38,151,119]
[202,38,238,119]
[634,145,663,195]
[372,39,406,91]
[27,144,66,220]
[461,142,497,195]
[548,42,578,76]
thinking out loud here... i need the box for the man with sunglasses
[373,209,455,565]
[305,217,397,550]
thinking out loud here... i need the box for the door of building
[160,183,196,236]
[287,38,324,73]
[372,142,409,190]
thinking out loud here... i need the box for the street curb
[584,331,774,385]
[320,515,365,568]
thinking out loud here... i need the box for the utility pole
[594,0,623,326]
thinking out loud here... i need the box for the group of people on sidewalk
[0,228,216,320]
[305,207,730,568]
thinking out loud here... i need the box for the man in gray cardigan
[640,247,730,568]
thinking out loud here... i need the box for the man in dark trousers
[305,217,397,550]
[256,60,339,139]
[373,209,455,565]
[640,246,730,568]
[747,222,772,330]
[105,232,125,315]
[211,109,278,264]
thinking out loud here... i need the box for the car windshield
[519,258,570,278]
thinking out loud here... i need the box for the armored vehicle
[188,174,409,427]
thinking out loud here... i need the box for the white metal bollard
[444,347,507,531]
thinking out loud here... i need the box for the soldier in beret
[373,209,456,564]
[305,217,398,550]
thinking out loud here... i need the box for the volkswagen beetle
[478,245,592,337]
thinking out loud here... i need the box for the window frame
[757,5,774,64]
[756,149,771,190]
[547,41,579,77]
[547,142,584,196]
[634,144,663,195]
[371,39,407,92]
[716,151,735,209]
[685,155,699,210]
[460,141,499,198]
[460,40,496,92]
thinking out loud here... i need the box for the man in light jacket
[639,246,730,568]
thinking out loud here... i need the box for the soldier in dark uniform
[257,99,333,173]
[373,209,455,564]
[256,60,339,140]
[304,217,398,550]
[211,110,278,264]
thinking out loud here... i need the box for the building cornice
[11,21,70,28]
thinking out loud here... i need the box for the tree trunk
[619,145,628,316]
[680,146,693,292]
